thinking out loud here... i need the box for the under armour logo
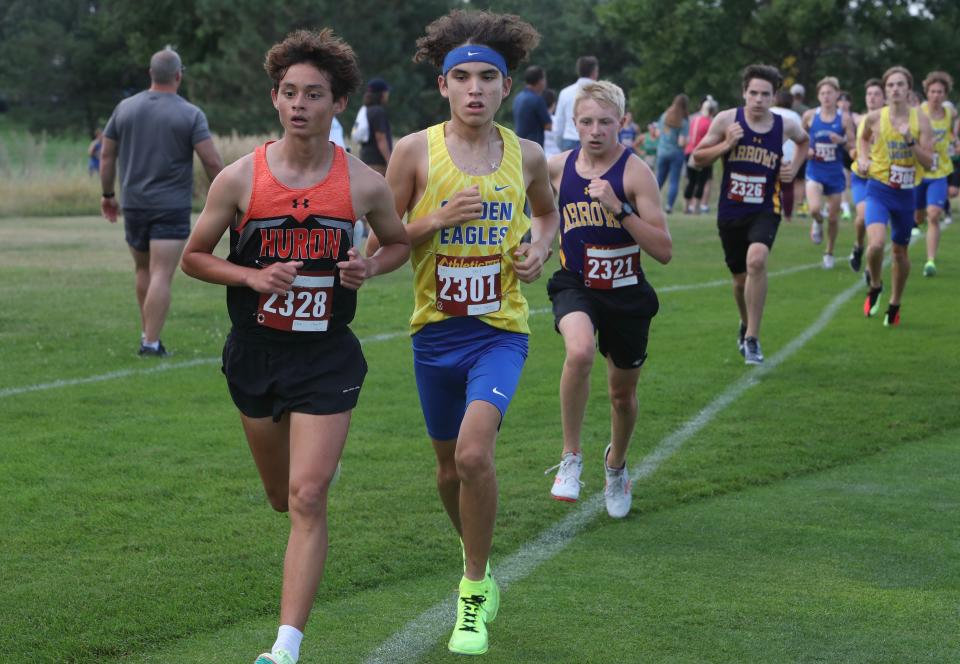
[292,198,310,209]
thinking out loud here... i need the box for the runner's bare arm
[841,112,856,148]
[857,111,879,174]
[366,132,482,256]
[181,157,301,296]
[547,152,566,198]
[692,109,739,168]
[621,155,672,264]
[781,116,809,183]
[912,112,935,172]
[515,140,560,283]
[338,161,410,289]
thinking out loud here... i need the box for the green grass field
[1,212,958,663]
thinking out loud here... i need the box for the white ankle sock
[272,624,303,662]
[142,340,159,350]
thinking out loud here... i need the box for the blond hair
[816,76,840,93]
[574,80,625,118]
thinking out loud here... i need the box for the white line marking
[0,358,220,399]
[361,274,864,664]
[657,262,819,293]
[0,264,818,400]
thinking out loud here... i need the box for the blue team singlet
[718,108,783,221]
[806,107,846,191]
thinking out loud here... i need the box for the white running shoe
[547,451,583,502]
[603,444,632,518]
[822,254,835,269]
[943,215,953,227]
[810,221,823,244]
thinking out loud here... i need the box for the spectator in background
[791,83,809,114]
[329,115,346,149]
[639,122,659,168]
[542,88,561,157]
[790,83,809,216]
[555,55,599,151]
[359,77,392,174]
[771,89,802,221]
[618,110,639,149]
[683,96,717,214]
[512,65,552,146]
[99,47,223,357]
[87,127,102,176]
[656,94,689,213]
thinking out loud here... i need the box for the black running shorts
[948,167,960,190]
[221,328,368,421]
[123,208,191,252]
[717,211,781,274]
[547,268,658,370]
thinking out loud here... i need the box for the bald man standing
[100,48,224,356]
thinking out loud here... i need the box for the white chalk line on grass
[361,273,864,664]
[0,264,820,401]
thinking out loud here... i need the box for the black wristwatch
[615,201,635,222]
[102,192,115,198]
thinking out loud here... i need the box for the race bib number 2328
[257,271,333,332]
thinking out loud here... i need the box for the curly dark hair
[413,10,540,73]
[264,28,361,100]
[741,64,783,92]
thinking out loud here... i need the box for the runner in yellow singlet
[915,72,955,276]
[857,66,934,326]
[366,10,559,656]
[848,78,885,272]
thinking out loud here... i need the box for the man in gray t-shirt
[100,48,223,357]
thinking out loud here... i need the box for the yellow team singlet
[868,106,920,189]
[408,123,532,334]
[919,101,954,180]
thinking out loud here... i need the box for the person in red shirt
[683,95,718,213]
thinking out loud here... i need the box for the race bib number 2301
[435,254,502,317]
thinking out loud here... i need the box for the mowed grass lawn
[1,213,958,663]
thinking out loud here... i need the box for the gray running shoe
[743,337,764,365]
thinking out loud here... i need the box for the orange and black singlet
[227,141,357,342]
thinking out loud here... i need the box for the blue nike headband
[442,45,508,78]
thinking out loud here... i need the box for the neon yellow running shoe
[483,573,499,623]
[458,539,497,622]
[923,260,937,277]
[254,650,295,664]
[448,577,490,655]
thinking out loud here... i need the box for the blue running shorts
[806,166,847,196]
[865,179,915,247]
[915,177,948,211]
[412,317,528,441]
[851,172,868,205]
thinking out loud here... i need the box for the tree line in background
[1,0,957,139]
